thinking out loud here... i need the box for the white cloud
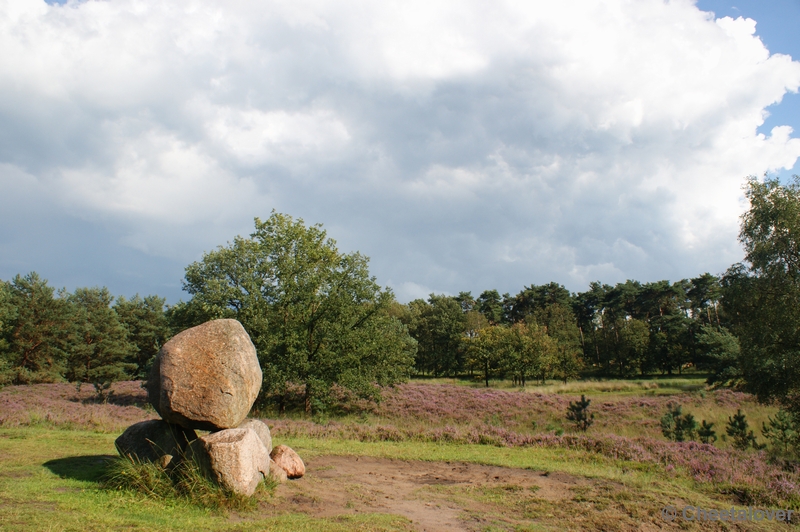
[56,127,262,224]
[202,104,351,166]
[0,0,799,300]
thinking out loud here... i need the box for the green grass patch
[0,427,412,531]
[1,426,796,531]
[279,435,660,482]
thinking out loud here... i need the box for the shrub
[566,395,594,432]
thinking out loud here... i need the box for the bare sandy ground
[260,455,590,531]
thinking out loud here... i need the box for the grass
[102,452,275,512]
[529,376,709,396]
[1,378,799,530]
[0,427,413,531]
[1,428,794,531]
[408,373,711,394]
[267,380,776,452]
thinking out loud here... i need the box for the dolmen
[114,319,304,497]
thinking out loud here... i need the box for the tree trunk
[304,383,312,414]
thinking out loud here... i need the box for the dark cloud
[0,0,799,302]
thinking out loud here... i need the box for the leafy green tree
[164,299,214,334]
[649,313,692,375]
[182,212,416,414]
[688,273,722,327]
[605,280,643,320]
[726,409,762,451]
[464,325,509,387]
[65,287,136,399]
[114,295,171,379]
[0,281,16,384]
[724,176,800,414]
[695,324,741,386]
[532,303,583,383]
[455,291,476,313]
[477,290,506,325]
[698,420,717,444]
[501,322,556,387]
[2,273,73,384]
[617,318,650,376]
[572,282,606,365]
[463,310,488,339]
[638,280,685,320]
[566,395,594,431]
[406,295,466,376]
[508,283,573,323]
[761,409,798,456]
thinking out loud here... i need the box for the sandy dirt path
[260,455,589,531]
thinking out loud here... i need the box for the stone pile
[114,319,304,496]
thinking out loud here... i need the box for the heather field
[1,379,799,530]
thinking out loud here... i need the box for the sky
[1,0,800,304]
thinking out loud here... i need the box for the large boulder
[115,420,197,465]
[146,319,262,431]
[188,428,270,497]
[238,419,272,455]
[270,444,305,479]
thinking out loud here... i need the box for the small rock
[188,428,270,497]
[115,420,197,464]
[268,459,288,482]
[238,419,272,455]
[146,319,262,431]
[270,445,305,479]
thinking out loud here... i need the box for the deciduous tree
[723,176,800,413]
[182,212,416,413]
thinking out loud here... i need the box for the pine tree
[566,394,594,431]
[3,273,73,384]
[114,294,171,379]
[660,404,698,442]
[726,409,762,451]
[761,409,798,455]
[698,420,717,444]
[65,287,136,400]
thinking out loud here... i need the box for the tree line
[394,273,733,385]
[0,212,416,412]
[0,274,171,396]
[0,267,731,394]
[1,176,800,416]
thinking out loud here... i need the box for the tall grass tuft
[102,454,274,512]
